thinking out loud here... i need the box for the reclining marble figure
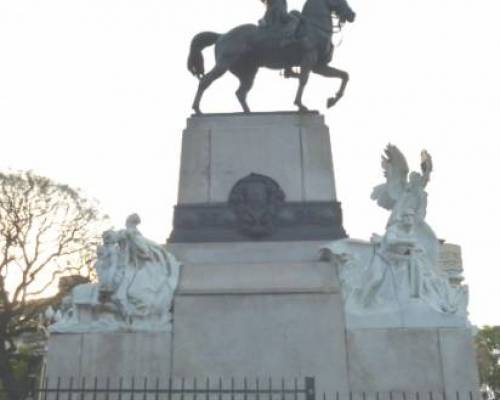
[49,214,180,333]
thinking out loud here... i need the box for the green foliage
[0,347,36,400]
[475,326,500,396]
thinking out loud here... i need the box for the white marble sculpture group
[323,145,468,327]
[48,145,468,333]
[49,214,180,333]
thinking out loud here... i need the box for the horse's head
[327,0,355,23]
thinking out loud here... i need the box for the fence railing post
[55,376,61,400]
[105,377,110,400]
[155,378,160,400]
[117,377,123,400]
[92,377,98,400]
[305,377,315,400]
[80,377,86,400]
[43,377,49,400]
[69,376,74,400]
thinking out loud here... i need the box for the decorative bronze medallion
[228,173,285,238]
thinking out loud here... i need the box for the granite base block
[346,328,480,394]
[45,332,172,382]
[171,292,349,395]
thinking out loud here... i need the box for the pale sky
[0,0,499,326]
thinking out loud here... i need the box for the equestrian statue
[187,0,356,114]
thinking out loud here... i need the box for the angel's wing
[420,150,433,187]
[371,144,409,210]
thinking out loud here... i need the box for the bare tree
[0,171,107,400]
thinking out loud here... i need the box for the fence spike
[155,378,160,400]
[105,377,111,400]
[131,377,136,400]
[55,376,61,400]
[181,377,186,400]
[118,377,123,400]
[68,376,74,400]
[143,377,148,400]
[41,377,49,400]
[92,377,98,400]
[80,377,86,400]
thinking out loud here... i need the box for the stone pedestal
[176,112,338,204]
[45,332,172,383]
[45,112,480,397]
[346,327,479,393]
[166,112,349,394]
[168,241,349,395]
[169,112,347,243]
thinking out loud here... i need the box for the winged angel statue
[371,144,439,268]
[322,145,468,323]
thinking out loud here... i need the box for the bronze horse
[187,0,355,114]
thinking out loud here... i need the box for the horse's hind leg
[232,65,258,113]
[294,67,311,112]
[192,63,228,114]
[313,64,349,108]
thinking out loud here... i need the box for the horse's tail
[187,31,220,78]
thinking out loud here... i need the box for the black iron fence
[319,392,480,400]
[2,376,316,400]
[0,377,481,400]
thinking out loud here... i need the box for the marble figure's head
[102,230,118,245]
[125,213,141,228]
[400,209,416,231]
[409,171,423,187]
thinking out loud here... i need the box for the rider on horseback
[259,0,290,26]
[258,0,301,48]
[188,0,356,114]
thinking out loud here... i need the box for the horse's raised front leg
[294,67,311,112]
[192,64,228,114]
[313,64,349,108]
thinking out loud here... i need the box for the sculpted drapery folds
[322,146,469,323]
[371,144,440,271]
[49,214,180,334]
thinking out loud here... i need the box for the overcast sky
[0,0,499,326]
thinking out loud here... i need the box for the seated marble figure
[49,214,180,333]
[322,145,468,324]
